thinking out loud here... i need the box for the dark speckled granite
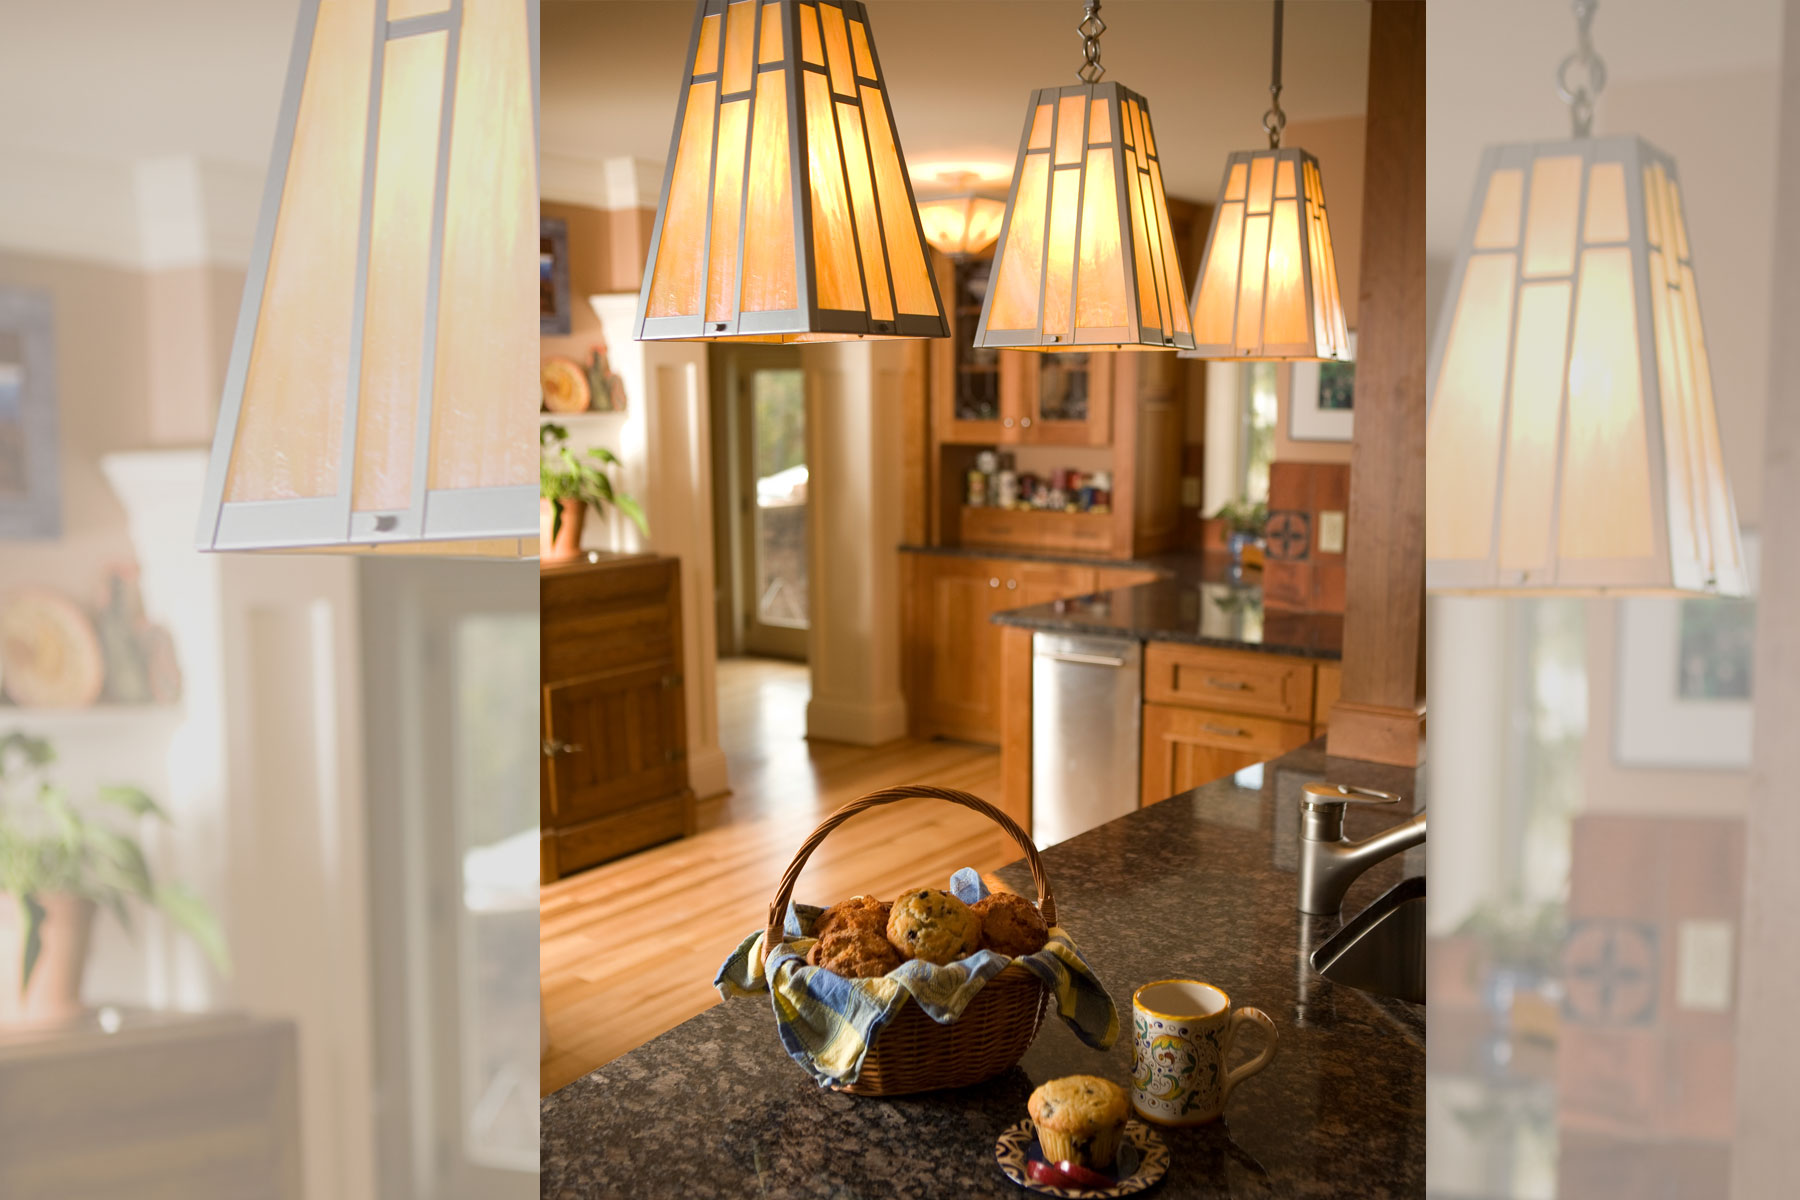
[541,742,1424,1198]
[992,580,1343,660]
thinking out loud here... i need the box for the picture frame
[1614,531,1760,769]
[540,216,572,336]
[0,286,60,539]
[1288,330,1356,443]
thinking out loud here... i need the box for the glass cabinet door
[953,259,1001,422]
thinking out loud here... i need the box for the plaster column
[801,340,912,746]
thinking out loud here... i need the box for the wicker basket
[760,784,1056,1096]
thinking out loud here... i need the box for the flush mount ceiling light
[635,0,948,343]
[973,1,1194,352]
[197,0,539,555]
[1427,0,1745,595]
[915,172,1009,259]
[1184,0,1349,362]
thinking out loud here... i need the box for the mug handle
[1220,1007,1278,1104]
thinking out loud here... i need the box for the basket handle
[760,785,1056,965]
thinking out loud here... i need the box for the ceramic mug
[1130,979,1277,1126]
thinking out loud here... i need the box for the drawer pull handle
[543,739,584,757]
[1204,677,1249,690]
[1203,723,1249,738]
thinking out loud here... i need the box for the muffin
[885,887,980,965]
[1028,1075,1128,1170]
[813,895,890,941]
[807,924,903,979]
[971,891,1049,958]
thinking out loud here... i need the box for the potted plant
[0,732,227,1026]
[540,423,648,562]
[1212,498,1269,566]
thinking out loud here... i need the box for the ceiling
[543,1,1373,203]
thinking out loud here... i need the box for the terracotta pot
[0,893,96,1028]
[539,498,587,562]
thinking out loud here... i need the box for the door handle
[542,739,583,757]
[1039,652,1130,668]
[1204,677,1250,691]
[1203,723,1249,738]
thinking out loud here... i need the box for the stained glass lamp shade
[197,0,539,555]
[973,83,1194,352]
[1426,137,1745,595]
[635,0,947,343]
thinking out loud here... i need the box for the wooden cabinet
[541,554,694,880]
[1144,643,1316,722]
[1141,702,1315,807]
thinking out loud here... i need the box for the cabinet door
[1022,351,1113,446]
[543,663,687,827]
[917,558,1008,742]
[1140,702,1313,806]
[933,256,1010,443]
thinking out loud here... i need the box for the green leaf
[614,493,650,538]
[88,827,154,902]
[0,732,55,780]
[17,892,43,997]
[97,785,168,822]
[550,499,565,543]
[540,422,569,447]
[155,883,230,976]
[587,446,621,466]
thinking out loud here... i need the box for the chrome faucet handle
[1302,783,1401,811]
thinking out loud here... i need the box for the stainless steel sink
[1309,876,1425,1005]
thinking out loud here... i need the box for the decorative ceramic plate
[0,589,105,708]
[541,356,591,413]
[995,1119,1169,1197]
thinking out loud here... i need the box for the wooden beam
[1327,0,1427,767]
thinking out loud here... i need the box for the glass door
[737,351,809,659]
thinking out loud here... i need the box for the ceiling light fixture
[635,0,948,343]
[197,0,539,555]
[1184,0,1350,361]
[1426,0,1745,595]
[973,0,1194,352]
[916,172,1009,259]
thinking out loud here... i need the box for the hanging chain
[1555,0,1607,137]
[1077,1,1106,83]
[1262,0,1286,148]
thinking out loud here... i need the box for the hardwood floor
[540,657,1016,1094]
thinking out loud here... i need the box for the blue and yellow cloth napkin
[715,867,1118,1088]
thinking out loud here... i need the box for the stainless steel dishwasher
[1031,632,1142,848]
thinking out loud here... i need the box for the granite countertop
[992,578,1344,660]
[541,741,1425,1198]
[898,543,1203,577]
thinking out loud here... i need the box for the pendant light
[635,0,948,343]
[916,172,1009,260]
[1183,0,1350,361]
[197,0,540,555]
[1426,0,1746,595]
[973,1,1195,352]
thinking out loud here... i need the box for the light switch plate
[1318,510,1346,554]
[1181,476,1201,507]
[1676,919,1735,1012]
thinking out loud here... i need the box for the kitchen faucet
[1297,783,1426,915]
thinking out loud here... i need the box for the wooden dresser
[541,553,695,881]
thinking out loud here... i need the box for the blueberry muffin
[885,887,980,965]
[971,891,1050,958]
[806,924,903,979]
[813,894,890,941]
[1028,1075,1129,1170]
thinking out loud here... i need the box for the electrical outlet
[1676,919,1734,1012]
[1318,510,1346,554]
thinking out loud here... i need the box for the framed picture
[540,216,571,336]
[1288,330,1356,443]
[0,287,60,539]
[1614,531,1760,769]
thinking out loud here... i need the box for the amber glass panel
[1426,253,1516,560]
[819,2,855,95]
[799,3,822,64]
[1125,153,1159,332]
[1641,165,1666,249]
[1194,202,1243,345]
[1041,166,1080,340]
[740,78,798,313]
[1559,247,1653,560]
[1317,169,1349,353]
[227,0,373,503]
[836,99,893,322]
[803,72,862,311]
[430,0,535,493]
[1472,167,1523,249]
[1583,161,1628,243]
[1234,214,1270,353]
[388,0,450,16]
[990,153,1049,329]
[1496,281,1573,570]
[860,85,937,317]
[1125,100,1147,171]
[1646,248,1697,565]
[707,98,751,323]
[647,81,717,318]
[1667,168,1690,259]
[1076,148,1127,330]
[722,1,755,93]
[694,12,722,73]
[1148,157,1189,335]
[1055,94,1086,165]
[1136,166,1171,335]
[1303,164,1330,351]
[1275,158,1296,199]
[1089,98,1111,143]
[353,30,446,513]
[1262,198,1306,346]
[759,2,783,62]
[1247,155,1274,215]
[1028,103,1053,150]
[1223,161,1247,201]
[850,19,877,78]
[1678,263,1731,572]
[1140,104,1157,156]
[1523,155,1580,278]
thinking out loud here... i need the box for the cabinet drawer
[1144,643,1315,721]
[1140,702,1314,806]
[959,507,1116,555]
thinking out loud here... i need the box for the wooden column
[1326,0,1427,766]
